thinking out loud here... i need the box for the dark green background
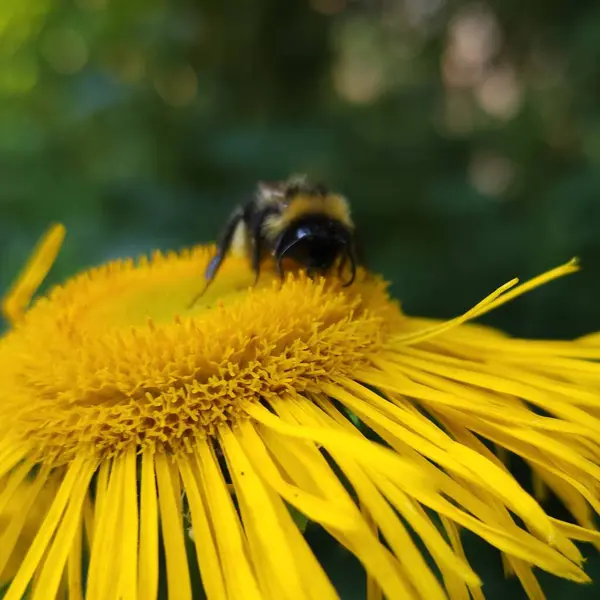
[1,0,600,597]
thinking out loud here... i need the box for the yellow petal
[87,458,123,600]
[177,455,227,600]
[138,450,159,600]
[195,438,262,599]
[30,461,95,600]
[67,510,84,600]
[118,447,138,600]
[235,419,357,531]
[3,456,87,600]
[0,459,35,515]
[2,223,66,325]
[155,453,192,600]
[0,468,51,581]
[246,402,434,495]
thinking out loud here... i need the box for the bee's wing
[256,181,288,209]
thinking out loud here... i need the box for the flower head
[1,224,600,600]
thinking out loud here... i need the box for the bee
[190,175,360,305]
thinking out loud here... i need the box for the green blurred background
[1,0,600,598]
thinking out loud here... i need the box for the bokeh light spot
[476,66,523,120]
[468,151,515,198]
[154,64,198,107]
[0,56,38,95]
[106,45,146,84]
[310,0,346,16]
[0,0,52,56]
[333,18,386,104]
[443,4,502,88]
[41,27,88,74]
[404,0,445,29]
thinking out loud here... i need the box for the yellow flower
[1,224,600,600]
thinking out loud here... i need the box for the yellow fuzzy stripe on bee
[263,194,353,240]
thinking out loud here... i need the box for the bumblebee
[193,175,360,302]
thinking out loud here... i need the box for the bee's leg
[203,255,223,288]
[250,236,263,286]
[342,243,358,287]
[337,253,348,279]
[249,207,278,286]
[276,255,285,280]
[188,208,244,308]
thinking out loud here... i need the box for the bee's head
[274,215,353,278]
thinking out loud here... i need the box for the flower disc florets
[0,246,401,465]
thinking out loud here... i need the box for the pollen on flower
[0,245,401,465]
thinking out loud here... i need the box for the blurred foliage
[1,0,600,597]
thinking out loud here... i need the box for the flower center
[0,246,401,465]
